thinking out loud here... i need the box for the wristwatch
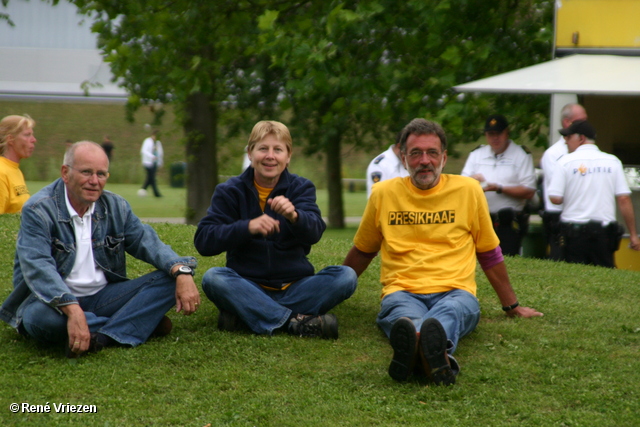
[173,265,194,278]
[502,301,519,312]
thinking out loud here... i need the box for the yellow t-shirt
[0,156,30,214]
[254,180,272,212]
[354,174,499,299]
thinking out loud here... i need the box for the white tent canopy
[453,54,640,96]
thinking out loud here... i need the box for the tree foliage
[69,0,285,223]
[65,0,553,227]
[258,0,554,226]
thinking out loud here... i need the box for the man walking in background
[139,130,163,197]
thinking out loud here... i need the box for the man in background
[366,133,409,198]
[461,114,536,256]
[139,130,163,197]
[548,120,640,267]
[101,135,115,161]
[540,103,587,260]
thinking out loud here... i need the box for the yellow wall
[556,0,640,48]
[616,238,640,271]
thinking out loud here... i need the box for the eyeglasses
[66,165,110,180]
[404,149,442,160]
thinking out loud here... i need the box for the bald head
[61,141,110,216]
[560,104,587,129]
[63,141,109,168]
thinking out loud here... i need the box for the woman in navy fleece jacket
[194,120,357,339]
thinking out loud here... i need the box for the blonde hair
[0,114,35,155]
[247,121,292,153]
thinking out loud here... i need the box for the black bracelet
[496,185,503,194]
[502,301,519,312]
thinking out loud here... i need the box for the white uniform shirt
[64,187,108,297]
[547,144,630,225]
[366,145,409,197]
[540,137,568,212]
[461,141,536,213]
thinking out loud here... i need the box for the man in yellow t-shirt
[343,119,543,386]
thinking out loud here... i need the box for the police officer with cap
[548,120,640,267]
[540,103,588,260]
[461,114,537,255]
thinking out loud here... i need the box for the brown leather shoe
[418,318,456,386]
[151,315,173,338]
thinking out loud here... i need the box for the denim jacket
[0,179,196,329]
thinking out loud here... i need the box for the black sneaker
[418,318,456,386]
[288,314,338,339]
[388,317,418,382]
[217,309,246,332]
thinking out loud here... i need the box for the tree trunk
[183,92,218,225]
[325,133,345,229]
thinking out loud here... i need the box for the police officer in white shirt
[540,103,587,260]
[548,120,640,267]
[461,114,537,256]
[366,134,409,198]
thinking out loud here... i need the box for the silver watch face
[177,266,193,275]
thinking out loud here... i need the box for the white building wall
[0,0,127,100]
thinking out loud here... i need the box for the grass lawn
[1,213,639,425]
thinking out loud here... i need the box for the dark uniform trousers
[541,211,563,261]
[559,221,624,268]
[491,208,530,256]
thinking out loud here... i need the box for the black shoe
[419,318,456,386]
[65,333,108,359]
[217,309,246,332]
[151,315,173,338]
[388,317,418,382]
[288,314,338,339]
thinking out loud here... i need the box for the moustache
[416,167,435,173]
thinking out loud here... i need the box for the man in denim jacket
[0,141,200,357]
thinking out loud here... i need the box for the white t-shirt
[547,144,630,225]
[140,137,164,168]
[461,141,536,213]
[540,137,568,212]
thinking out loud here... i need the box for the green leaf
[258,9,279,31]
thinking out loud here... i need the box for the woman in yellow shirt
[0,114,37,214]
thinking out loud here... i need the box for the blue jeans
[201,266,357,335]
[20,271,176,347]
[377,289,480,354]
